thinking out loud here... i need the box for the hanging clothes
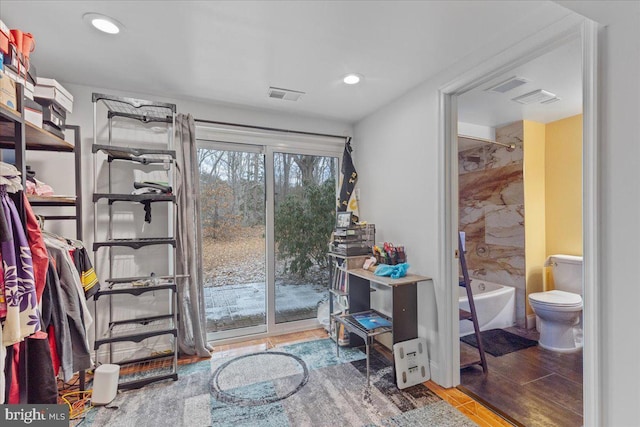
[40,257,73,381]
[0,164,66,404]
[25,332,58,404]
[0,162,96,402]
[72,246,100,299]
[44,237,92,372]
[23,194,49,302]
[0,162,21,404]
[0,186,40,346]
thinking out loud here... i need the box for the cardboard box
[3,66,28,90]
[0,71,17,110]
[34,77,73,113]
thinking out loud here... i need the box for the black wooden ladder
[459,233,488,373]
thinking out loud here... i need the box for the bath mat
[461,329,537,357]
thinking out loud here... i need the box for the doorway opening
[439,18,599,427]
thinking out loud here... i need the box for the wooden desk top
[347,268,431,287]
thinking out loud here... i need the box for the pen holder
[375,251,406,266]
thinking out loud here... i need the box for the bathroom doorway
[441,20,599,426]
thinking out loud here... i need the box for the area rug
[461,329,537,357]
[82,338,477,426]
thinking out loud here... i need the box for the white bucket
[92,364,120,405]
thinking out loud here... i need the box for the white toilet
[528,254,583,352]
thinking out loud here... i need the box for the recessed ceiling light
[343,73,363,85]
[83,13,123,35]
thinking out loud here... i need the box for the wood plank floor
[460,327,583,427]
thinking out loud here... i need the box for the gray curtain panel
[175,113,213,357]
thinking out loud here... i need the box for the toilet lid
[529,290,582,307]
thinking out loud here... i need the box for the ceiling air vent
[268,87,305,101]
[486,76,529,93]
[541,96,562,105]
[511,89,557,105]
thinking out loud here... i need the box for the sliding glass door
[198,136,340,340]
[198,143,267,340]
[273,152,338,324]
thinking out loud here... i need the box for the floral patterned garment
[0,186,39,346]
[0,259,5,318]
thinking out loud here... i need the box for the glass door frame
[265,145,341,336]
[197,140,268,342]
[196,128,344,342]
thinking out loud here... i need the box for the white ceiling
[1,1,577,124]
[458,36,582,129]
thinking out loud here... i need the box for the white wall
[556,2,640,425]
[354,79,441,374]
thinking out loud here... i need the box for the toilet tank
[546,254,583,295]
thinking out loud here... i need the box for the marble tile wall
[459,121,526,326]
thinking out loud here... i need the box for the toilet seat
[529,290,582,308]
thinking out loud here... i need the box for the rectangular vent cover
[268,87,305,101]
[486,76,529,93]
[541,97,562,105]
[512,89,557,105]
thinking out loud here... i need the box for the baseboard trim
[527,314,537,330]
[429,360,442,385]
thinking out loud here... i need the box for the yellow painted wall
[515,115,582,321]
[545,114,583,258]
[523,121,546,317]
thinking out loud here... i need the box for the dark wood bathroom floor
[459,327,583,427]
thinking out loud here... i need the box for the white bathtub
[459,278,516,337]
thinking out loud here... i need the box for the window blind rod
[194,118,350,141]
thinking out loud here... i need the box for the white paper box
[24,106,43,128]
[34,77,73,113]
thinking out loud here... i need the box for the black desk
[334,268,431,386]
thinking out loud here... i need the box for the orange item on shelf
[21,32,35,59]
[0,20,10,55]
[9,29,22,52]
